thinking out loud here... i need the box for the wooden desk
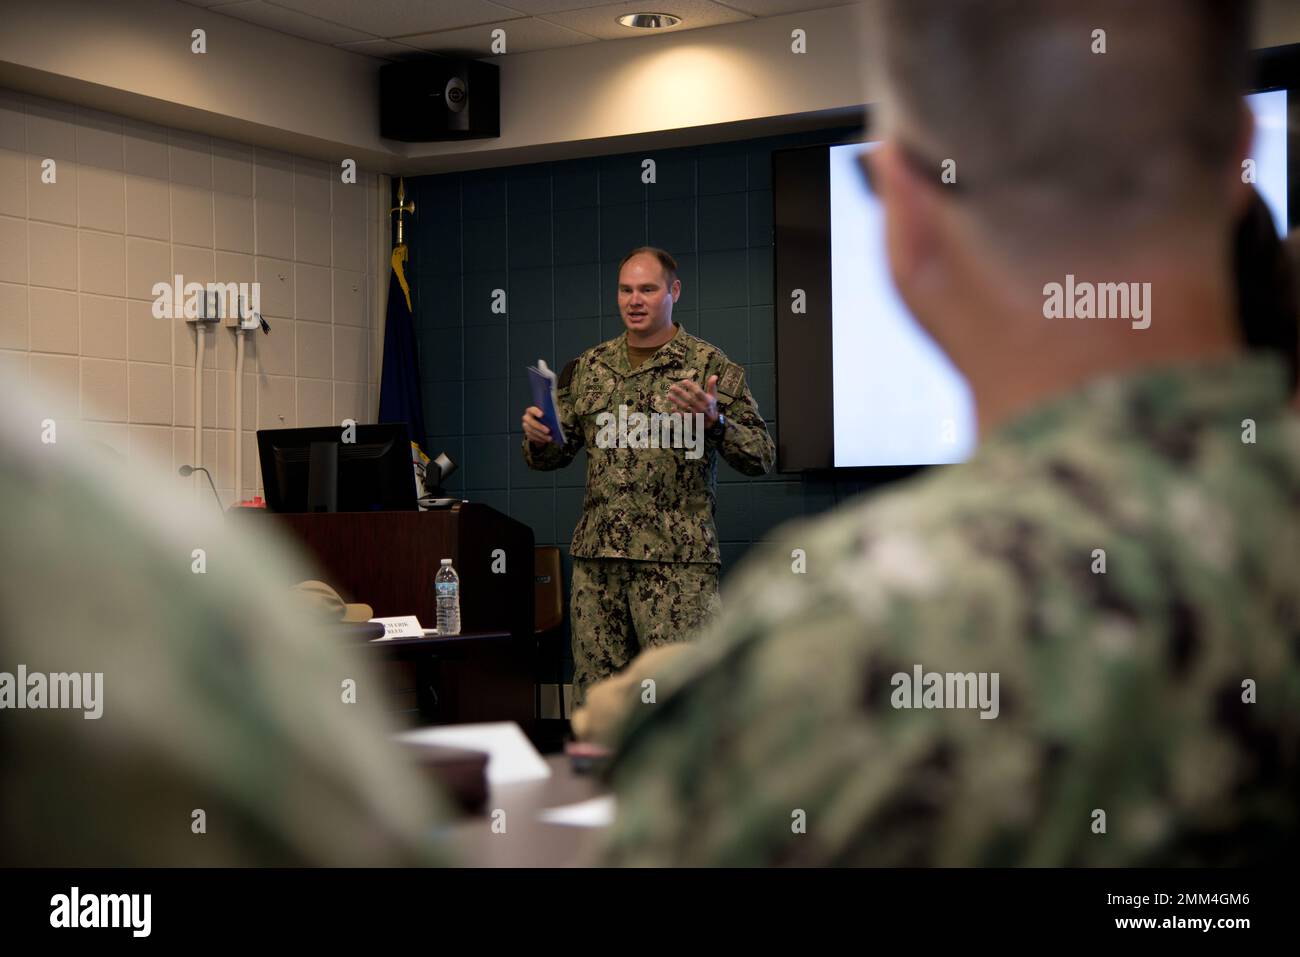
[437,755,610,867]
[370,631,515,653]
[237,504,536,725]
[235,504,534,639]
[367,631,529,725]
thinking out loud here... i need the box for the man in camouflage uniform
[522,247,774,705]
[597,0,1300,865]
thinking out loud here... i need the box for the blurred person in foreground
[0,379,448,865]
[595,0,1300,866]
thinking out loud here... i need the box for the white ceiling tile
[187,0,835,56]
[711,0,859,15]
[402,18,598,56]
[538,0,751,41]
[333,38,428,61]
[211,1,374,43]
[268,0,526,37]
[490,0,636,13]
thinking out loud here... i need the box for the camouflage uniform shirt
[0,383,449,866]
[524,324,775,563]
[600,355,1300,866]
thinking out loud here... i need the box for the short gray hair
[866,0,1253,259]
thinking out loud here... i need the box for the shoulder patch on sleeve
[558,358,578,390]
[717,361,745,398]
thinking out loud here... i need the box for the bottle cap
[441,558,453,565]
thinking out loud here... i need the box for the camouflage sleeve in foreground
[523,358,586,471]
[708,360,775,477]
[599,356,1300,866]
[0,391,452,865]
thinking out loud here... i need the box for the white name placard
[368,615,426,640]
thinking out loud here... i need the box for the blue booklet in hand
[527,359,566,446]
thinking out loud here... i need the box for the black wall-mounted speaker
[379,57,500,142]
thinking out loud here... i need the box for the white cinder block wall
[0,88,389,505]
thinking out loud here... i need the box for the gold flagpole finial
[390,176,416,247]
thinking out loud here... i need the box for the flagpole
[390,177,415,248]
[379,177,428,462]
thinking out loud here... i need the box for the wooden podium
[237,503,536,725]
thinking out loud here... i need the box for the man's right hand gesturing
[522,406,552,446]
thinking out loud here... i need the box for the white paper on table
[368,615,425,639]
[395,722,551,786]
[536,795,616,828]
[368,616,439,640]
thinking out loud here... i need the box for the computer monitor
[257,424,418,513]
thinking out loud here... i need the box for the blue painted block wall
[402,125,882,675]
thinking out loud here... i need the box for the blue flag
[378,246,426,453]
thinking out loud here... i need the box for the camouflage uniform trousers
[570,557,721,707]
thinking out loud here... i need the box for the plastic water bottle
[435,558,461,636]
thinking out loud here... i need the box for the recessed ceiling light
[617,13,682,29]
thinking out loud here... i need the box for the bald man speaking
[522,246,774,706]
